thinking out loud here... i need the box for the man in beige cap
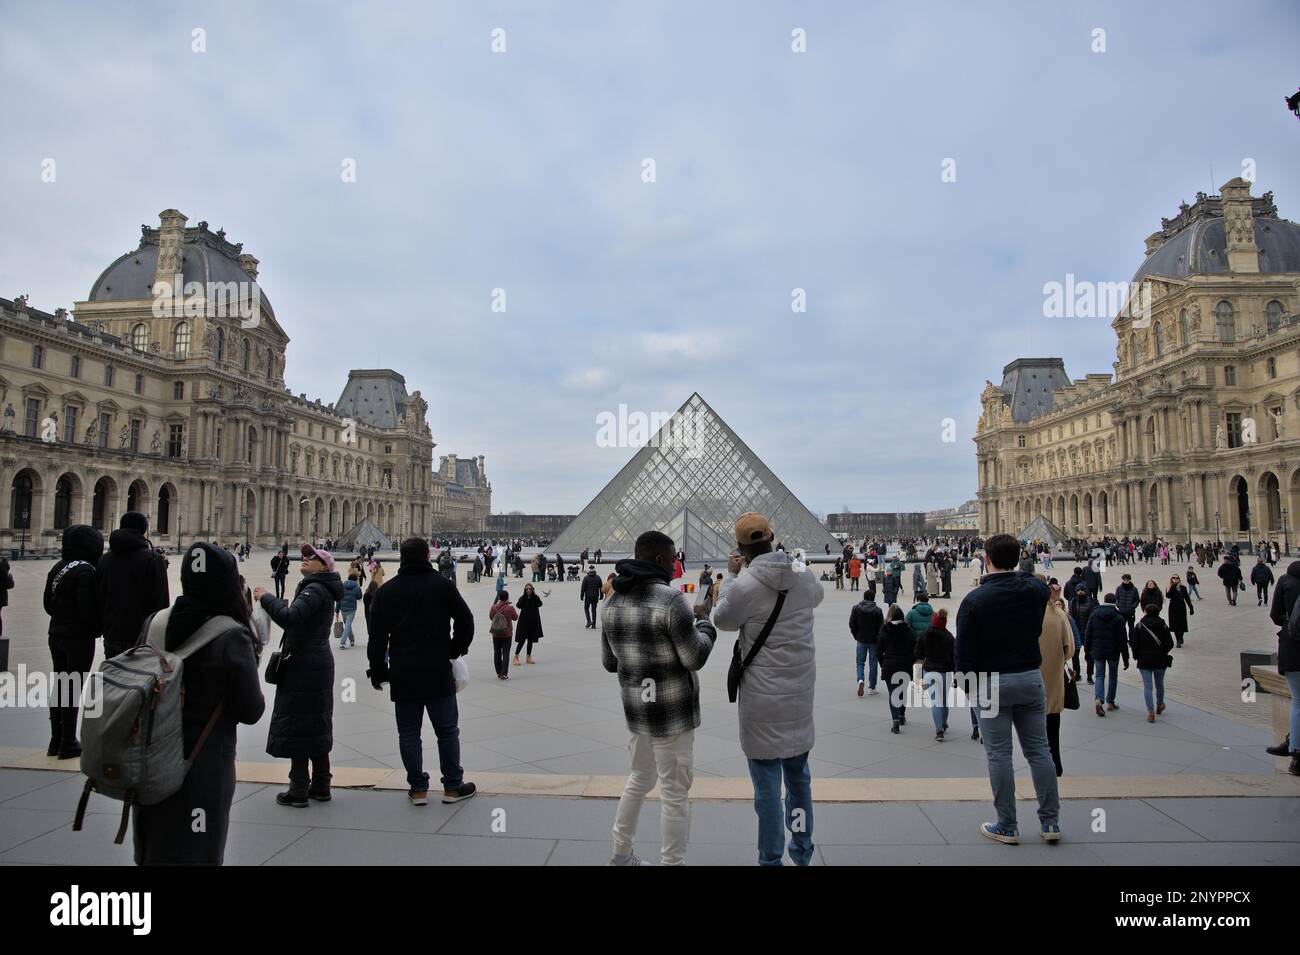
[713,512,824,865]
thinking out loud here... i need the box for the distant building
[484,513,575,538]
[826,512,927,538]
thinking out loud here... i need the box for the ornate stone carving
[1,404,13,432]
[151,429,162,454]
[83,417,97,445]
[1216,425,1226,450]
[119,425,130,449]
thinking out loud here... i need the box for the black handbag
[727,589,787,703]
[1062,666,1080,710]
[265,637,290,685]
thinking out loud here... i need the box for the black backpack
[1286,587,1300,643]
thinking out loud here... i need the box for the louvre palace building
[976,179,1300,546]
[1,209,490,554]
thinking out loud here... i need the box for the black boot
[276,787,310,808]
[309,773,333,802]
[47,709,62,757]
[56,706,82,760]
[1291,752,1300,777]
[1266,735,1291,757]
[890,720,900,734]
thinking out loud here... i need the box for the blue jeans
[395,695,463,793]
[855,643,878,689]
[340,609,356,645]
[1138,667,1166,711]
[924,670,949,731]
[1094,657,1120,704]
[746,752,814,866]
[1189,584,1200,599]
[1287,671,1300,751]
[976,670,1059,832]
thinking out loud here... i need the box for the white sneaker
[868,688,879,695]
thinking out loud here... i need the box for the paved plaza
[1,551,1298,864]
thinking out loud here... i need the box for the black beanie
[121,511,149,532]
[180,542,241,609]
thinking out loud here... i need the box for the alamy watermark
[1043,274,1152,327]
[152,273,261,328]
[595,404,705,458]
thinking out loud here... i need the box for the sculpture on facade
[151,430,162,454]
[1,404,13,433]
[1216,425,1227,449]
[83,417,97,446]
[1272,409,1285,440]
[119,425,130,449]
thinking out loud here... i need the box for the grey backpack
[74,608,237,844]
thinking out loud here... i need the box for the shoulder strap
[145,611,240,659]
[740,589,788,672]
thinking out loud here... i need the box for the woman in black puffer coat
[43,524,104,759]
[878,604,915,734]
[256,544,343,806]
[133,543,265,865]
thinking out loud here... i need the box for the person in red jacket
[672,557,684,580]
[848,556,862,591]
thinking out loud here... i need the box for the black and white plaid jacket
[601,580,717,737]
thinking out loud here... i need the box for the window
[1153,322,1163,357]
[168,424,183,458]
[104,364,115,387]
[98,412,111,449]
[173,321,191,358]
[215,427,222,461]
[24,398,41,438]
[63,405,78,444]
[241,338,250,371]
[129,418,141,453]
[1180,309,1190,346]
[1216,301,1235,342]
[1224,365,1237,386]
[247,427,257,464]
[1267,300,1284,332]
[173,380,184,400]
[384,444,392,454]
[130,323,148,351]
[214,327,224,361]
[32,344,43,369]
[134,373,144,395]
[1268,357,1277,379]
[1017,434,1026,448]
[1226,412,1243,449]
[70,355,80,378]
[1129,333,1138,367]
[266,347,275,380]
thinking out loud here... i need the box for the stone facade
[1,209,490,554]
[976,180,1300,545]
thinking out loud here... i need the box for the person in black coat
[1084,594,1130,715]
[1250,556,1275,606]
[877,605,914,733]
[849,594,884,696]
[0,553,12,639]
[270,546,290,600]
[1267,560,1300,772]
[917,608,956,740]
[1138,580,1163,615]
[1069,587,1098,683]
[95,512,170,659]
[1130,604,1175,722]
[515,583,544,664]
[366,537,476,804]
[133,543,265,865]
[1218,556,1243,606]
[255,543,343,806]
[1165,574,1194,647]
[580,568,603,628]
[43,524,104,759]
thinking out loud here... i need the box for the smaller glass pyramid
[551,394,839,561]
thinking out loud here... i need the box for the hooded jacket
[96,527,170,657]
[44,525,104,643]
[1084,603,1130,663]
[367,560,475,701]
[260,570,344,757]
[713,551,823,759]
[1114,581,1140,617]
[1267,560,1300,674]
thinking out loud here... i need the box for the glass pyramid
[551,393,839,561]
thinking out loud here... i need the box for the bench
[1250,665,1293,772]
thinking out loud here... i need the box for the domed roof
[88,218,275,321]
[1132,191,1300,283]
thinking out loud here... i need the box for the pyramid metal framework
[335,517,394,552]
[551,393,839,561]
[1018,513,1070,550]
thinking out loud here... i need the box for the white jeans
[612,729,694,866]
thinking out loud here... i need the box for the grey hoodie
[713,551,824,759]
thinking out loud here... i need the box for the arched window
[1153,321,1163,357]
[130,323,148,351]
[1216,301,1235,342]
[1179,308,1190,346]
[247,426,258,465]
[173,321,191,358]
[241,338,251,371]
[214,327,225,361]
[1267,300,1284,332]
[1129,333,1139,368]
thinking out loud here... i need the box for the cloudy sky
[2,1,1297,516]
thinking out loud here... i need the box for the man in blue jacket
[955,533,1059,845]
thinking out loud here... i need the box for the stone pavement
[2,550,1297,865]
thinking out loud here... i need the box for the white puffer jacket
[713,551,823,759]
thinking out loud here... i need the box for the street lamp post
[1184,504,1192,549]
[1215,510,1221,545]
[1246,509,1253,552]
[1284,507,1290,557]
[18,508,29,559]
